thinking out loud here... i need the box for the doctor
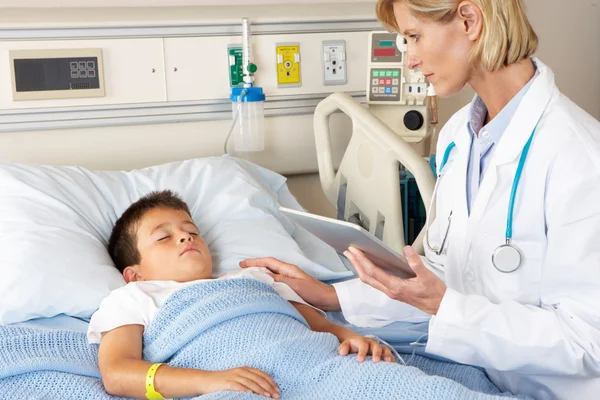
[241,0,600,399]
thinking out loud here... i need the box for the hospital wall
[0,0,598,218]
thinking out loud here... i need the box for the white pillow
[276,185,350,272]
[242,160,348,274]
[0,156,351,325]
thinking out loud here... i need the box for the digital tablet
[279,207,415,278]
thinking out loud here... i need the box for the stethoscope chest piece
[492,243,522,273]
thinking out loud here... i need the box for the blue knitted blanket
[0,279,531,399]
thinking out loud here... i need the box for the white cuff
[426,287,463,356]
[332,280,357,318]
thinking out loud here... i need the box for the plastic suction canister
[230,87,265,152]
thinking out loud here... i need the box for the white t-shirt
[87,267,323,344]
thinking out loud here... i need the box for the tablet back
[280,207,414,278]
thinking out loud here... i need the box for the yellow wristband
[145,363,165,400]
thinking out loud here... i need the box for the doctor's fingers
[345,256,395,298]
[240,257,306,279]
[403,246,430,277]
[355,266,412,305]
[344,248,405,293]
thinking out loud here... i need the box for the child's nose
[179,234,192,243]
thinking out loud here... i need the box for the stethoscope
[424,127,536,273]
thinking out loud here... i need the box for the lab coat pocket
[478,233,544,304]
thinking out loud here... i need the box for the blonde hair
[376,0,538,71]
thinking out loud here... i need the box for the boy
[88,190,393,400]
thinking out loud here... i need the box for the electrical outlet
[322,40,347,86]
[276,43,301,87]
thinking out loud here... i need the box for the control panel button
[87,61,95,69]
[79,70,88,78]
[371,87,378,94]
[404,110,424,131]
[392,78,399,85]
[372,70,379,77]
[392,87,399,94]
[70,62,78,70]
[88,70,96,78]
[372,79,379,86]
[392,70,400,77]
[70,70,79,79]
[78,61,86,69]
[379,79,386,85]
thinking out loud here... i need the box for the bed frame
[313,92,435,254]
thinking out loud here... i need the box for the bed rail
[313,92,435,255]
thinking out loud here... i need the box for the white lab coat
[332,59,600,400]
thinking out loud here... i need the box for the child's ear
[123,265,141,283]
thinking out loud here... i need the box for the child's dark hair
[108,190,192,273]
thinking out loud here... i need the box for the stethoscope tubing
[424,128,536,273]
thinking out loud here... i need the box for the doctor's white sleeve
[332,278,431,327]
[331,237,443,327]
[426,142,600,377]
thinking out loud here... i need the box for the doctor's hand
[239,257,341,311]
[343,246,447,315]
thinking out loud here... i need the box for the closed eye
[158,235,170,241]
[410,34,420,42]
[189,232,199,236]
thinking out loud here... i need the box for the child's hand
[338,336,395,363]
[200,367,280,398]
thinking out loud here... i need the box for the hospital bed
[0,31,527,399]
[0,167,513,398]
[313,91,435,254]
[0,103,527,400]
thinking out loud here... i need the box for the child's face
[124,207,213,283]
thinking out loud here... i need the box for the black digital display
[14,57,100,92]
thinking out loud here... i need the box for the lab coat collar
[452,58,555,159]
[491,58,557,166]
